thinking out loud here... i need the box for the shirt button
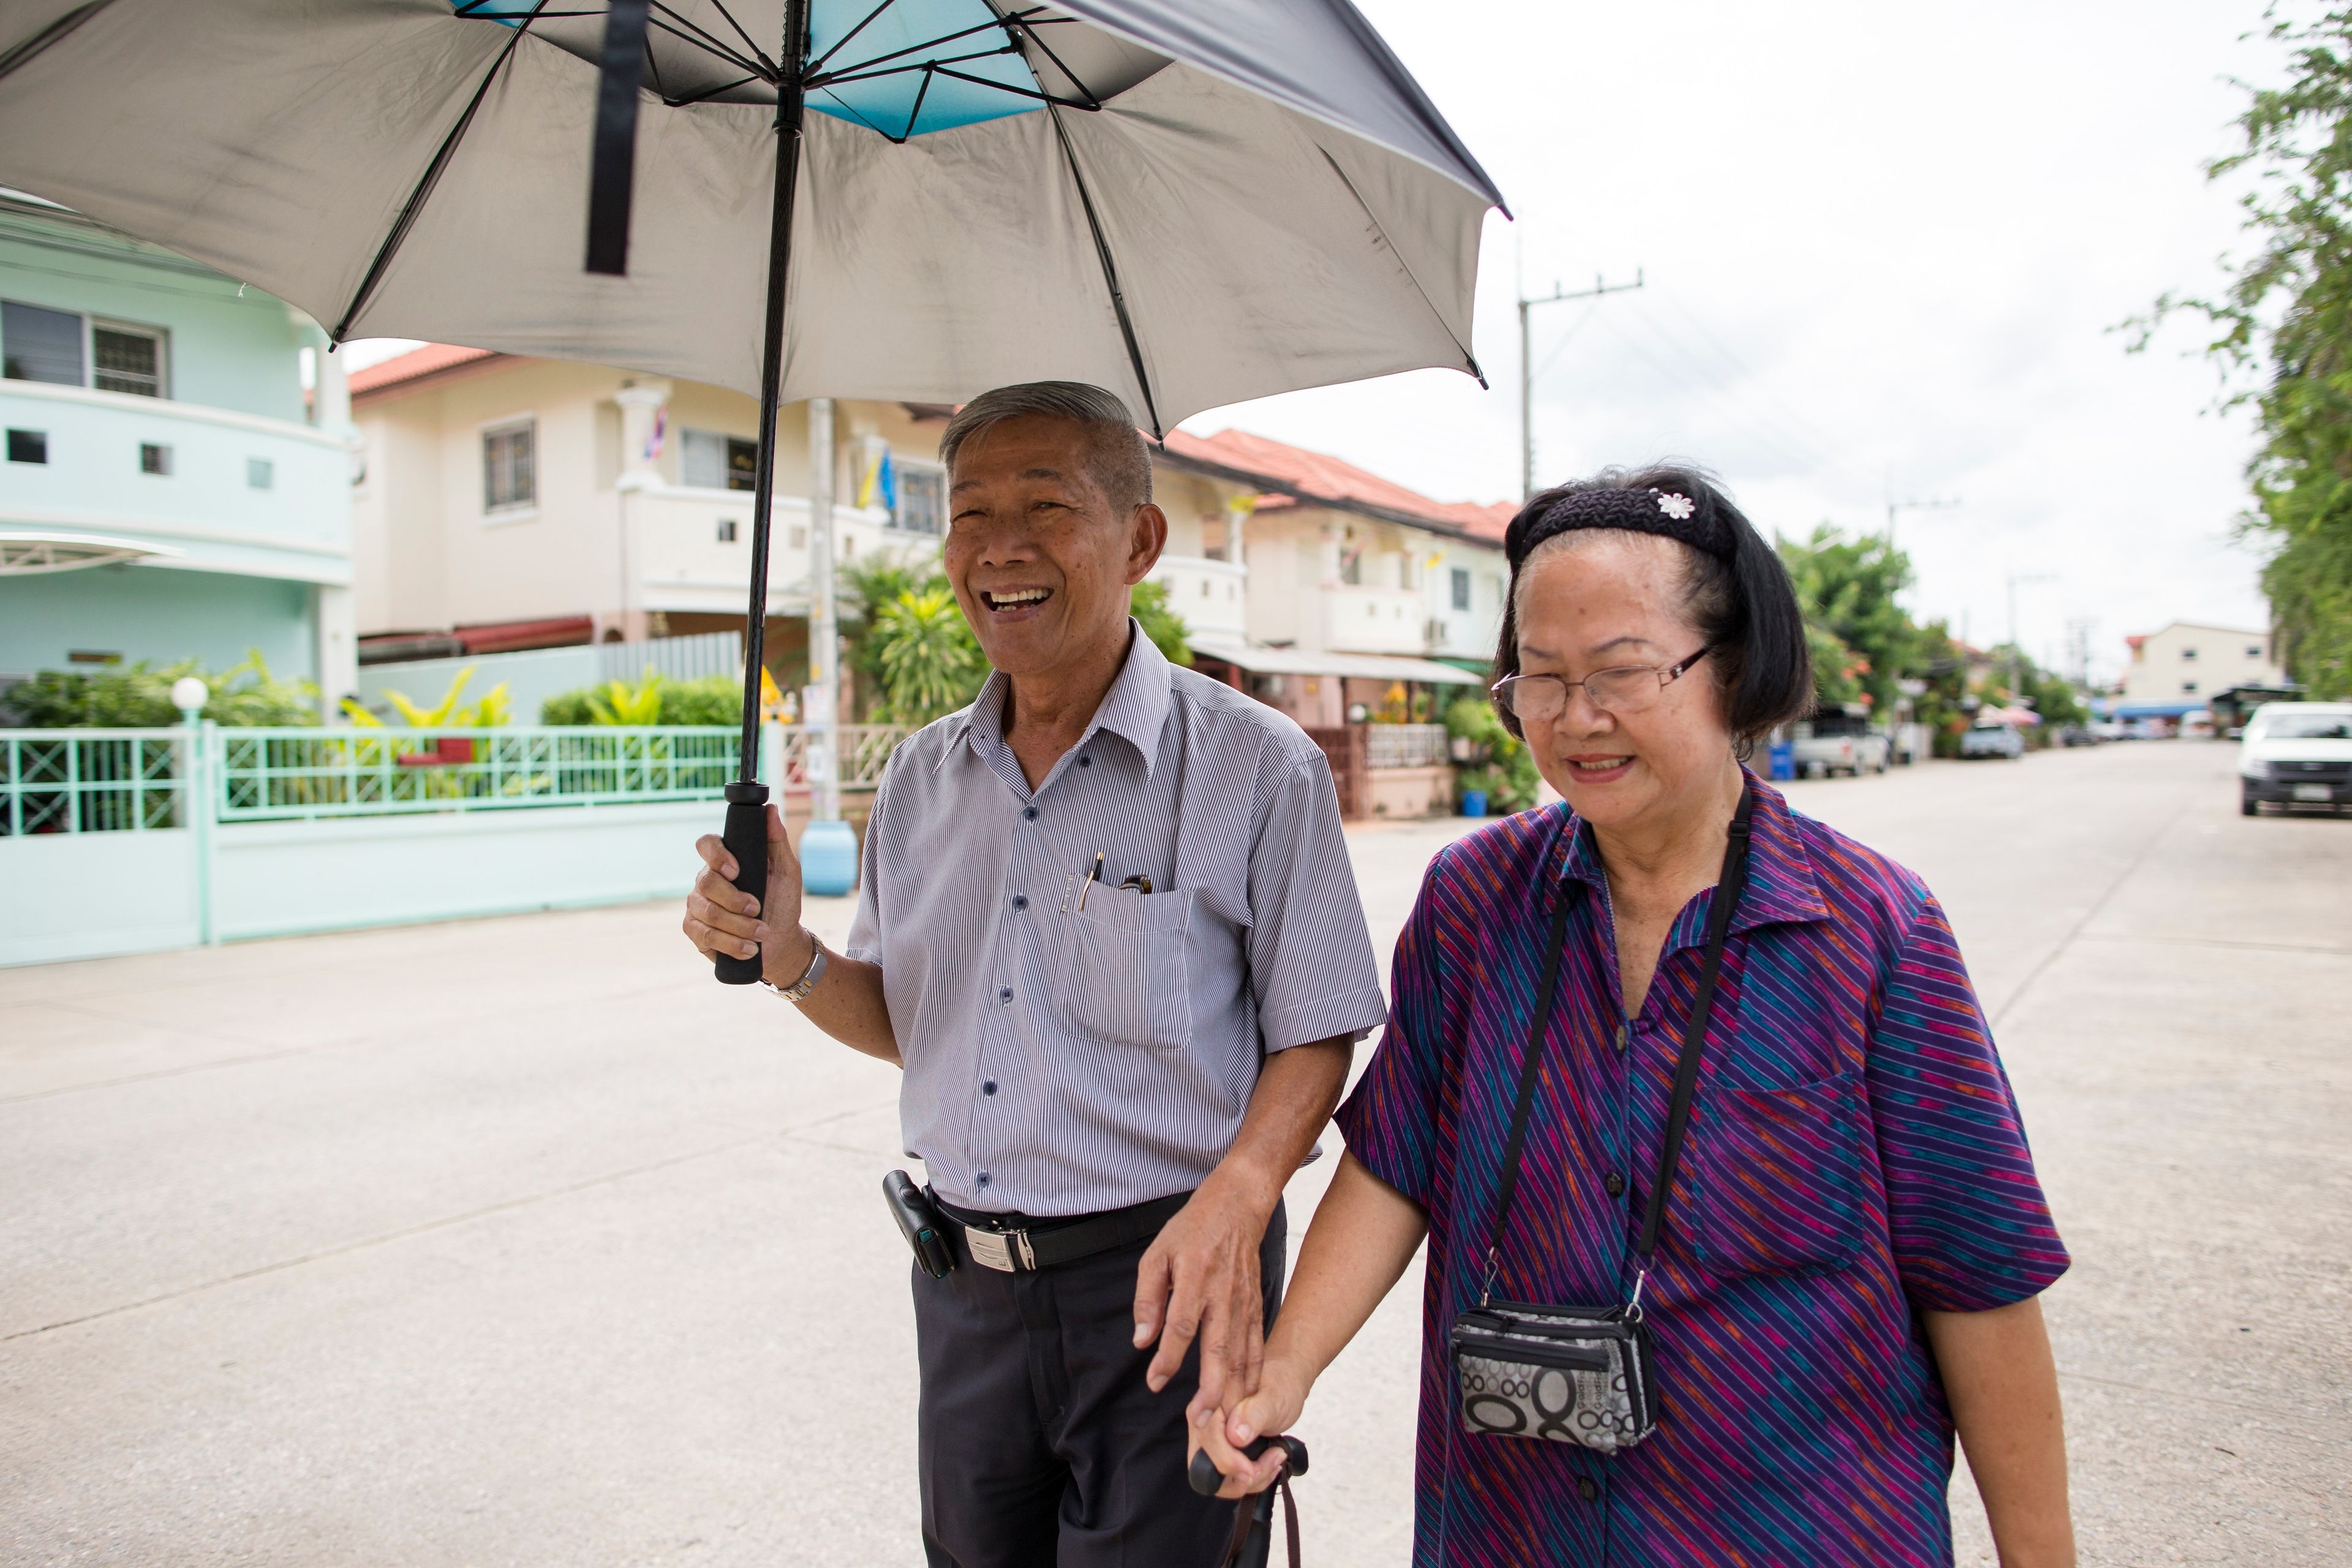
[998,987,1013,1005]
[982,1079,998,1096]
[1615,1023,1628,1053]
[1604,1172,1626,1197]
[1011,894,1028,911]
[1577,1477,1598,1502]
[1023,805,1039,821]
[976,1170,991,1189]
[1078,756,1091,767]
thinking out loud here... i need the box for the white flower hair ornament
[1654,491,1697,522]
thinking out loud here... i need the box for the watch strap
[771,934,827,1002]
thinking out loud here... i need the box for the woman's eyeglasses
[1490,647,1712,723]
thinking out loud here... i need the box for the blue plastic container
[1768,740,1796,783]
[1460,789,1489,818]
[799,818,859,897]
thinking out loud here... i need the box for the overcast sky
[344,3,2284,685]
[1174,0,2286,685]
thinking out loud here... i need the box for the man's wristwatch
[767,933,827,1003]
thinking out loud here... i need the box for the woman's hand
[1186,1356,1311,1498]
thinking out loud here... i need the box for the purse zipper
[1450,1332,1611,1373]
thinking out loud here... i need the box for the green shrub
[1444,694,1540,812]
[2,650,319,727]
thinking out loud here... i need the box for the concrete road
[2,742,2345,1566]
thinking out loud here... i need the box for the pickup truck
[1790,707,1891,777]
[1959,722,2026,760]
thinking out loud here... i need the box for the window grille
[92,324,164,396]
[483,421,535,511]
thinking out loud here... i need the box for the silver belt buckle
[962,1224,1033,1272]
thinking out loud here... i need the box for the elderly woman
[1197,468,2075,1566]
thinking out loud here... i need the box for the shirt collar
[939,619,1173,782]
[1555,767,1830,933]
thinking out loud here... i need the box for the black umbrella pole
[715,0,810,987]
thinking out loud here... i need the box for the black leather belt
[931,1188,1193,1273]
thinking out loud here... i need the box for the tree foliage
[1776,525,1920,714]
[2149,7,2352,696]
[2,650,320,727]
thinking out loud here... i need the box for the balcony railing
[1324,584,1428,655]
[1365,723,1450,769]
[1147,554,1247,637]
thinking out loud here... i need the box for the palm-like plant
[872,587,986,724]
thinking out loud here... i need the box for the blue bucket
[800,818,859,897]
[1768,740,1796,783]
[1460,789,1488,818]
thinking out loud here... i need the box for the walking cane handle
[1188,1434,1308,1496]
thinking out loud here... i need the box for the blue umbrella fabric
[0,0,1504,434]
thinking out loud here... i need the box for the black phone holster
[884,1169,956,1278]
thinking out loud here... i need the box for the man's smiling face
[942,414,1164,680]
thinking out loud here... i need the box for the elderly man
[682,382,1385,1566]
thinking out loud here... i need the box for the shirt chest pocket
[1688,1072,1871,1277]
[1047,885,1196,1052]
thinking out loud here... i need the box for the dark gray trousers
[913,1200,1286,1568]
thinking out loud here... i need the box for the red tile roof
[347,342,502,398]
[1160,427,1513,544]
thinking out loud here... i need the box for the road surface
[2,741,2344,1565]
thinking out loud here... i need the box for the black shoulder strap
[1482,788,1756,1298]
[1635,786,1755,1261]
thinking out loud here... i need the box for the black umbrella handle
[714,782,769,986]
[1188,1433,1308,1496]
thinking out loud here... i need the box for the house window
[2180,646,2198,661]
[895,461,945,535]
[92,323,165,397]
[715,518,738,543]
[140,442,172,475]
[2182,680,2198,693]
[0,301,170,396]
[682,428,757,491]
[1340,547,1363,586]
[483,420,535,511]
[246,456,274,489]
[2246,644,2263,659]
[6,428,45,463]
[1450,567,1471,611]
[1,300,83,385]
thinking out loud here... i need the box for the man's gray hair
[938,381,1153,514]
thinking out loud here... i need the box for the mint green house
[0,192,355,708]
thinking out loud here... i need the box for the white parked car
[1790,706,1891,777]
[2239,702,2352,816]
[1959,721,2026,760]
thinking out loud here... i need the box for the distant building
[2116,621,2286,718]
[0,193,355,705]
[349,345,1509,725]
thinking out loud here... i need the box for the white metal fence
[1365,723,1450,769]
[1,729,187,835]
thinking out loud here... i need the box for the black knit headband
[1507,485,1735,565]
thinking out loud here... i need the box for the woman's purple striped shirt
[1332,774,2068,1566]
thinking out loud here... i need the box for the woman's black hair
[1490,463,1814,753]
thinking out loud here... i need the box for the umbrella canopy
[0,0,1502,434]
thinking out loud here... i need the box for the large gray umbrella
[0,0,1503,981]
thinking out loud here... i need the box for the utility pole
[2006,571,2056,702]
[1885,492,1959,554]
[1520,268,1643,500]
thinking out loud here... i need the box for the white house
[2117,621,2288,717]
[0,193,355,706]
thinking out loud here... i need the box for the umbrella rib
[645,2,771,81]
[805,0,897,76]
[810,86,897,142]
[0,0,116,85]
[922,63,1096,111]
[899,65,935,143]
[689,0,777,78]
[662,72,763,107]
[1046,103,1162,437]
[330,0,552,344]
[1316,149,1487,388]
[804,14,1009,88]
[996,9,1103,112]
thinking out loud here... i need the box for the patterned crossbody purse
[1447,787,1754,1455]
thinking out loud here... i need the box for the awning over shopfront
[1188,636,1485,685]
